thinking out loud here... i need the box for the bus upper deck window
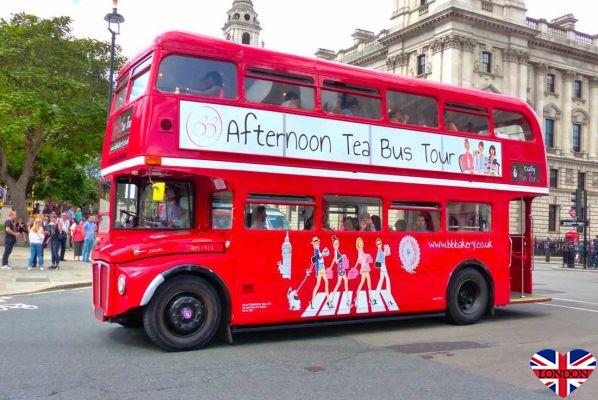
[321,81,381,120]
[156,55,237,99]
[113,79,128,111]
[493,110,533,141]
[444,103,489,135]
[387,91,438,128]
[129,70,150,102]
[245,69,315,110]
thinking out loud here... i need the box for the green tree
[0,13,123,218]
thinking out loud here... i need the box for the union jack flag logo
[530,349,596,398]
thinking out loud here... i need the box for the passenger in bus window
[447,120,458,131]
[160,187,185,228]
[394,219,407,232]
[195,71,224,98]
[322,212,331,231]
[371,215,382,232]
[412,215,429,232]
[359,213,375,232]
[388,109,408,124]
[281,92,301,109]
[250,205,267,229]
[341,94,359,116]
[342,216,356,232]
[300,206,314,230]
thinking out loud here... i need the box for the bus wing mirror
[152,182,165,202]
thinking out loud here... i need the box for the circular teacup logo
[185,105,223,148]
[399,235,420,274]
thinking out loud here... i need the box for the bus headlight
[117,274,126,295]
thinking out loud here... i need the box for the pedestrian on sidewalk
[71,220,84,261]
[59,213,70,261]
[28,219,45,271]
[75,208,83,223]
[2,211,19,270]
[48,215,66,270]
[82,215,97,263]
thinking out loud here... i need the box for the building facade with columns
[318,0,598,240]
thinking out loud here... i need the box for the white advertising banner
[179,100,502,177]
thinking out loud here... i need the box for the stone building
[223,0,262,47]
[318,0,598,240]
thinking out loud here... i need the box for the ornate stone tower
[223,0,262,46]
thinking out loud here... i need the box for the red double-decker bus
[93,32,550,351]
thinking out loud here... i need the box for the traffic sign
[560,220,585,227]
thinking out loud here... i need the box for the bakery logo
[185,105,223,148]
[399,235,420,274]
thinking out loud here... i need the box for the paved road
[0,263,596,400]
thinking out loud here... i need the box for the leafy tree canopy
[0,13,125,218]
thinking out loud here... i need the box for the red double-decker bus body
[93,32,549,350]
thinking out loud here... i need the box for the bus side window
[446,202,491,232]
[493,109,533,141]
[444,103,489,135]
[245,69,315,110]
[388,202,441,232]
[212,191,233,229]
[321,80,381,120]
[387,91,438,128]
[244,194,314,230]
[156,55,238,99]
[324,195,382,232]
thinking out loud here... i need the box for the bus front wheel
[143,275,221,351]
[446,268,488,325]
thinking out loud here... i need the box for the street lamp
[105,0,125,113]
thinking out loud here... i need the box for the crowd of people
[534,236,598,267]
[1,204,98,271]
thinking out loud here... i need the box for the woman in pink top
[71,220,85,261]
[354,237,376,307]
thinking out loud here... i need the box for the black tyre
[117,309,143,328]
[446,268,489,325]
[143,275,221,351]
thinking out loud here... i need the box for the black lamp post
[105,0,124,113]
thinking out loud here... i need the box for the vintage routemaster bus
[93,31,550,351]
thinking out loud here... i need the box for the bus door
[509,198,533,296]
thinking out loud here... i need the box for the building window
[544,118,555,148]
[420,0,429,5]
[549,169,558,188]
[242,33,251,45]
[417,55,426,76]
[548,205,557,232]
[574,80,583,98]
[573,123,582,152]
[546,74,555,93]
[578,172,585,190]
[481,52,492,74]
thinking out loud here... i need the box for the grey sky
[2,0,596,59]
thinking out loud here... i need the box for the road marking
[0,296,38,312]
[540,303,598,313]
[552,297,598,307]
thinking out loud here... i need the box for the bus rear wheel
[446,268,488,325]
[143,275,221,351]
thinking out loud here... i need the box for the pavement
[0,245,91,296]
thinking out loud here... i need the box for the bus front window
[114,179,194,230]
